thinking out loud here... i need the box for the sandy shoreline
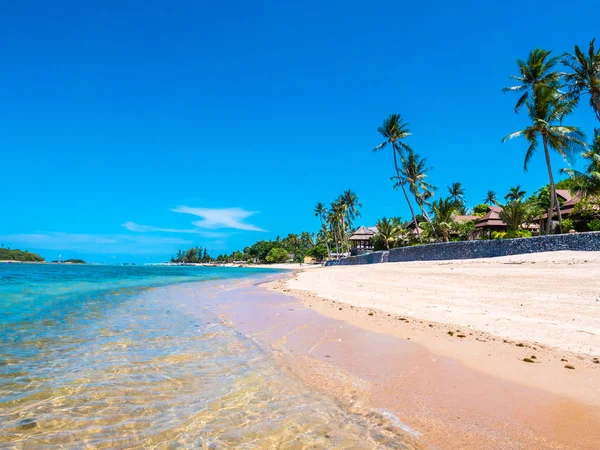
[209,271,600,449]
[267,252,600,407]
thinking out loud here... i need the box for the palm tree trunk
[319,218,331,260]
[418,198,436,234]
[393,148,421,243]
[592,90,600,122]
[343,215,349,255]
[554,190,563,231]
[331,222,340,259]
[543,135,557,235]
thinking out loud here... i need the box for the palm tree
[563,129,600,197]
[374,114,422,243]
[375,217,402,250]
[340,189,362,254]
[483,190,499,206]
[328,200,346,258]
[430,197,457,242]
[500,201,531,231]
[562,39,600,121]
[448,182,465,205]
[503,84,586,233]
[314,202,331,258]
[396,149,435,228]
[502,48,561,113]
[505,185,527,202]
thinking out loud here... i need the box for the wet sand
[209,277,600,449]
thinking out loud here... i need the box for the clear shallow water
[0,264,414,449]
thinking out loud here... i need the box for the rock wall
[325,232,600,266]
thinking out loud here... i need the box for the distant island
[53,259,86,264]
[0,247,45,262]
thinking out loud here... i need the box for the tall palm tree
[502,48,561,113]
[328,200,346,258]
[314,202,331,258]
[430,198,457,242]
[503,84,586,233]
[483,190,499,206]
[374,114,421,243]
[396,149,435,227]
[562,39,600,121]
[448,182,465,205]
[375,217,402,250]
[505,185,527,202]
[340,189,362,253]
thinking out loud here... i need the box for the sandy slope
[284,251,600,355]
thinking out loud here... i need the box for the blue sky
[1,0,598,262]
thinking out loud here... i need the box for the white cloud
[121,221,226,238]
[0,232,193,255]
[172,206,267,232]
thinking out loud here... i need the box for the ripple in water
[0,265,417,448]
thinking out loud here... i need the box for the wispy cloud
[172,206,267,232]
[121,221,226,238]
[0,232,193,255]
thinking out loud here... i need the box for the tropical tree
[503,84,586,233]
[448,182,465,205]
[563,129,600,197]
[562,39,600,121]
[502,48,561,113]
[340,189,362,253]
[328,200,346,258]
[505,185,527,202]
[314,202,331,258]
[374,114,421,243]
[396,149,435,227]
[265,247,289,263]
[499,201,530,231]
[430,197,457,242]
[375,217,402,250]
[483,190,499,206]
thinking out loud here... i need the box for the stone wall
[325,232,600,266]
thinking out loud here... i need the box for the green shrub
[506,229,532,239]
[588,219,600,232]
[561,218,574,233]
[265,247,290,263]
[491,230,532,240]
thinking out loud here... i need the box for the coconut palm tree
[500,201,531,232]
[483,190,499,206]
[328,200,346,258]
[314,202,331,257]
[503,84,586,233]
[396,149,435,228]
[502,48,561,113]
[505,185,527,202]
[562,39,600,121]
[375,217,402,250]
[374,114,421,243]
[340,189,362,253]
[563,129,600,197]
[430,197,457,242]
[448,182,465,205]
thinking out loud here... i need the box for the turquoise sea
[0,264,413,449]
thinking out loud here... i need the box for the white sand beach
[281,251,600,356]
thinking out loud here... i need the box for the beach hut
[348,226,378,252]
[475,206,508,235]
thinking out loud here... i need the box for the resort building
[474,206,507,235]
[348,226,378,252]
[405,219,424,237]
